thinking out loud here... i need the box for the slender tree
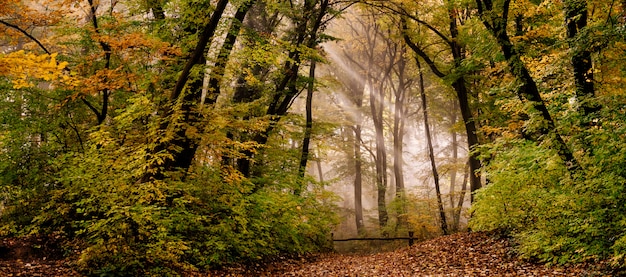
[297,59,317,194]
[417,59,448,235]
[394,1,483,200]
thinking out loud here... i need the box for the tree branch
[0,19,50,54]
[170,0,230,102]
[401,18,446,78]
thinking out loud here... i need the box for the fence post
[408,231,414,246]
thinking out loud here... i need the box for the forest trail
[0,232,610,276]
[208,232,607,276]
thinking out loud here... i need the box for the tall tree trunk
[451,79,482,202]
[446,4,483,201]
[393,46,408,228]
[296,59,316,194]
[448,100,459,231]
[565,0,598,116]
[243,0,329,179]
[346,57,366,235]
[393,48,407,197]
[141,0,230,183]
[417,59,448,235]
[354,124,365,234]
[205,0,256,105]
[371,83,388,230]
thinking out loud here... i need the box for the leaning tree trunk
[296,59,316,195]
[141,0,230,183]
[475,0,580,171]
[417,59,448,236]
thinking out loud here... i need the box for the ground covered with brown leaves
[0,232,614,276]
[208,232,611,277]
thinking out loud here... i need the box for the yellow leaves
[0,50,73,89]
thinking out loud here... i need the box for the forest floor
[0,232,615,276]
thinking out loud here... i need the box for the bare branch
[0,19,50,54]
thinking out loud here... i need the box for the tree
[474,0,579,170]
[564,0,597,117]
[0,0,341,274]
[416,59,448,235]
[382,0,484,201]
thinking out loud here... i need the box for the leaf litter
[0,232,613,276]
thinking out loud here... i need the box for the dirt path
[209,232,608,277]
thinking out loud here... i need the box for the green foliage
[0,0,340,275]
[0,86,338,276]
[471,96,626,268]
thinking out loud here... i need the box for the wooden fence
[331,231,415,246]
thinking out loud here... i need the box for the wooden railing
[331,231,415,246]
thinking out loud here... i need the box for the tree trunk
[205,0,255,105]
[244,0,329,179]
[448,100,459,231]
[417,59,448,235]
[475,0,580,171]
[371,83,389,230]
[297,59,316,194]
[446,4,482,201]
[354,124,365,234]
[393,48,407,197]
[564,0,598,116]
[393,46,408,228]
[141,0,230,183]
[451,79,482,202]
[454,161,469,230]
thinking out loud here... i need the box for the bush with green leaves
[470,100,626,269]
[0,92,338,276]
[20,142,337,276]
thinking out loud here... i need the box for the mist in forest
[289,11,472,240]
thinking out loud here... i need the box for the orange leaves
[92,31,179,61]
[76,67,135,95]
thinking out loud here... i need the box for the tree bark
[141,0,230,183]
[417,59,448,235]
[565,0,598,116]
[354,124,365,234]
[448,100,459,231]
[296,59,316,194]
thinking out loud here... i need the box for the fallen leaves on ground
[208,232,610,276]
[0,232,612,276]
[0,236,80,277]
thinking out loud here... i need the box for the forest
[0,0,625,275]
